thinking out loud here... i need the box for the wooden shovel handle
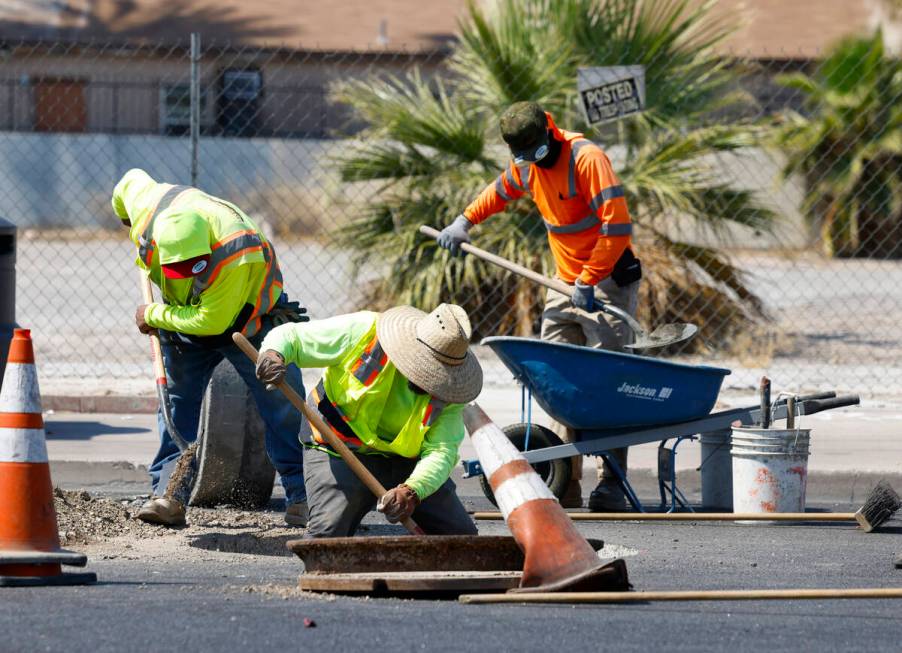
[418,225,647,337]
[139,273,168,383]
[139,273,190,451]
[231,332,425,536]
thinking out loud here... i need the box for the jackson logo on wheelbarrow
[617,382,674,401]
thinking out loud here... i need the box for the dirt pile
[53,488,161,545]
[53,488,302,560]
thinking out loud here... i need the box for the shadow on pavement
[45,420,151,440]
[187,532,297,557]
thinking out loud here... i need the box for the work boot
[559,479,583,509]
[285,501,308,527]
[136,497,186,527]
[587,481,628,512]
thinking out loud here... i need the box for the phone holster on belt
[610,248,642,287]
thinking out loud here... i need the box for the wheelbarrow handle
[139,272,190,452]
[231,333,426,536]
[799,394,860,416]
[418,225,647,337]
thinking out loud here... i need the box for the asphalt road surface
[3,490,901,653]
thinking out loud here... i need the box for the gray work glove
[436,214,473,256]
[571,279,598,312]
[255,350,287,390]
[269,300,309,327]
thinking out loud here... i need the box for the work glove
[436,214,473,256]
[255,350,287,390]
[135,304,158,335]
[268,300,310,327]
[377,484,420,523]
[571,279,598,312]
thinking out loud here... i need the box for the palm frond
[329,0,776,348]
[774,29,902,258]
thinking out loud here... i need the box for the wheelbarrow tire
[478,423,572,507]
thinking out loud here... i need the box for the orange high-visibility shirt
[463,113,632,285]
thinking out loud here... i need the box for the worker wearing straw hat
[256,304,482,537]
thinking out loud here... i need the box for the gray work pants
[540,277,640,483]
[303,446,478,538]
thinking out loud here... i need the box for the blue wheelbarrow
[463,337,861,511]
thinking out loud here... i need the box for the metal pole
[189,32,200,187]
[0,218,17,391]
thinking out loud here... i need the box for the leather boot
[136,497,186,527]
[284,501,308,527]
[587,481,627,512]
[559,479,583,509]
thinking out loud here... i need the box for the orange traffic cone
[464,403,629,593]
[0,328,96,586]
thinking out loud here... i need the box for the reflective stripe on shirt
[588,185,625,213]
[505,168,526,193]
[600,222,633,237]
[422,397,447,427]
[567,139,592,199]
[494,175,513,201]
[138,185,192,265]
[543,214,633,237]
[190,230,263,300]
[543,213,600,234]
[352,337,388,386]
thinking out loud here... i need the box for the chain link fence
[4,29,902,399]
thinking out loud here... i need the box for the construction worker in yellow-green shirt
[112,168,309,527]
[255,304,482,537]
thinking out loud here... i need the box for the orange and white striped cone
[0,328,96,586]
[464,404,629,593]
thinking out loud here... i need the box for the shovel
[139,272,198,510]
[418,226,698,350]
[231,333,427,536]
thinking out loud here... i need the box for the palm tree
[775,30,902,258]
[331,0,775,349]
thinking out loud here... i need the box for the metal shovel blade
[624,323,699,350]
[418,225,700,353]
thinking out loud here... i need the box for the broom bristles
[854,481,902,532]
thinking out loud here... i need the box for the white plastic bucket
[731,426,811,514]
[699,429,732,510]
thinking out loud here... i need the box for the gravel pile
[53,488,160,545]
[53,488,301,559]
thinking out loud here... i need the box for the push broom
[473,480,902,532]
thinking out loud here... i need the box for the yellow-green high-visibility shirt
[261,311,465,500]
[111,168,282,338]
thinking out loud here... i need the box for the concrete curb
[51,460,149,486]
[44,395,156,414]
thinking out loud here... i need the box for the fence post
[190,32,201,186]
[0,218,16,391]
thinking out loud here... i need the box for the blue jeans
[149,311,306,504]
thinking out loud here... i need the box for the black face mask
[407,379,429,395]
[534,130,562,169]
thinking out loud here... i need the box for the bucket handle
[774,392,804,452]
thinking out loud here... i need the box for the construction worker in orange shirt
[437,101,642,511]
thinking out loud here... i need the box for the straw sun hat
[376,303,483,404]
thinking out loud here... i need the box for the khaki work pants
[539,276,640,484]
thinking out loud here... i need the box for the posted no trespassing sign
[577,66,646,125]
